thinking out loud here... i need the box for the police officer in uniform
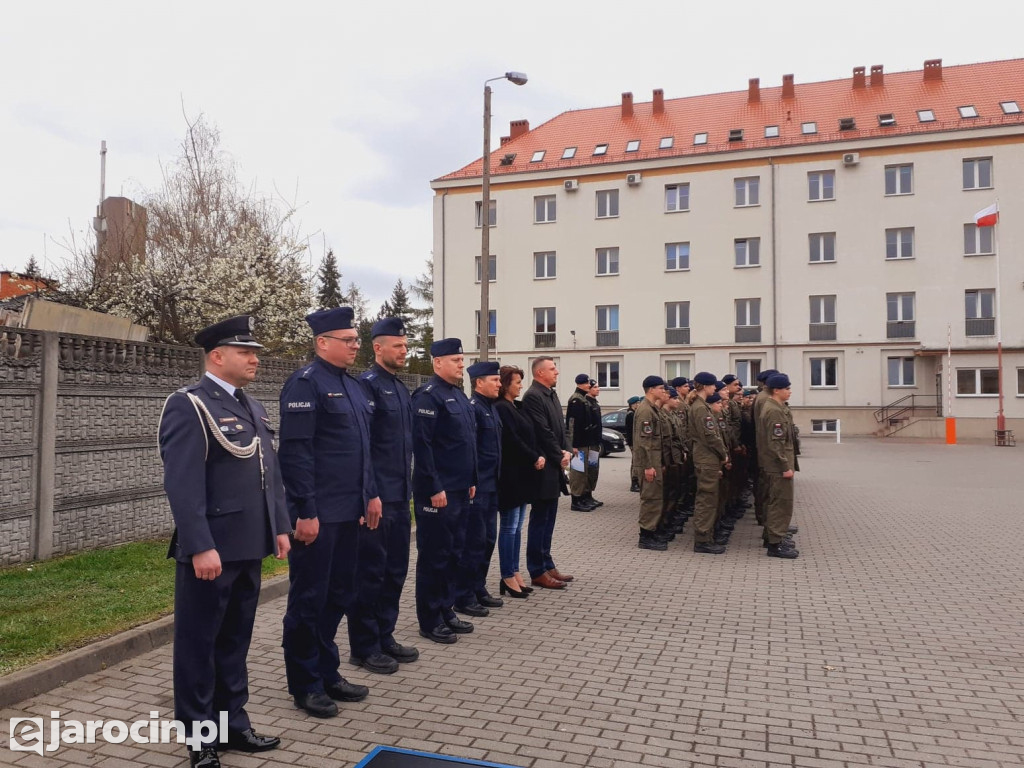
[634,375,669,551]
[758,373,799,558]
[159,315,291,767]
[688,372,729,554]
[412,338,478,643]
[346,317,420,675]
[279,307,378,719]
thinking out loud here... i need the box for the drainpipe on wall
[439,189,448,338]
[770,158,778,369]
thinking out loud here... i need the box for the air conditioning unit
[564,179,579,191]
[626,173,642,186]
[842,152,860,166]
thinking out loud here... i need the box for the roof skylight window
[1000,101,1020,114]
[693,132,708,145]
[593,144,608,156]
[659,136,674,149]
[838,117,856,131]
[878,113,896,127]
[562,146,577,159]
[728,129,743,142]
[764,125,779,138]
[958,105,978,118]
[530,150,546,163]
[801,122,817,135]
[917,109,935,122]
[625,140,640,152]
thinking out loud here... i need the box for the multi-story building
[430,59,1023,437]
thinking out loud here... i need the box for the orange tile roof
[435,58,1024,183]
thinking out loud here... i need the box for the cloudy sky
[3,0,1022,311]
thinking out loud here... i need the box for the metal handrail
[873,394,941,424]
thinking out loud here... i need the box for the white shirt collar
[204,371,238,397]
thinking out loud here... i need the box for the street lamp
[479,71,527,360]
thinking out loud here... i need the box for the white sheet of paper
[569,452,585,472]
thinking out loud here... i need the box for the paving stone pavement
[4,438,1024,768]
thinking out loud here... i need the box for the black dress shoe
[224,728,281,752]
[444,615,474,634]
[454,601,489,617]
[694,541,726,554]
[325,677,369,702]
[293,691,338,718]
[477,593,504,608]
[570,501,592,511]
[585,496,604,507]
[349,652,399,675]
[189,747,220,767]
[419,624,458,644]
[382,642,420,663]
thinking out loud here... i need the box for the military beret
[575,373,590,385]
[642,375,666,390]
[766,373,792,389]
[665,386,678,398]
[692,371,717,386]
[670,376,689,388]
[627,396,642,405]
[706,392,723,404]
[306,307,355,335]
[589,378,597,387]
[371,316,406,339]
[722,374,738,384]
[467,360,500,378]
[714,381,726,391]
[195,315,264,353]
[430,337,463,357]
[743,387,759,396]
[756,368,779,383]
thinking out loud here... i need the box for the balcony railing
[475,334,496,350]
[665,327,691,345]
[734,325,761,343]
[596,330,619,347]
[809,323,837,341]
[534,332,556,348]
[887,321,915,339]
[965,317,995,337]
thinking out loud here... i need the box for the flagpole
[995,203,1004,432]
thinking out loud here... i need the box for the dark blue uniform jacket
[359,363,413,504]
[470,393,502,494]
[412,375,477,497]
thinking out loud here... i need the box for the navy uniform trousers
[414,489,470,632]
[454,491,498,606]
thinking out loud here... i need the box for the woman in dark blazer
[494,365,545,598]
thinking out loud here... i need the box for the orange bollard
[945,417,957,445]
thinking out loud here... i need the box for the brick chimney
[923,58,943,81]
[499,136,510,146]
[870,65,884,87]
[852,66,866,89]
[621,92,634,118]
[748,78,760,103]
[653,88,664,115]
[782,74,795,99]
[509,119,529,140]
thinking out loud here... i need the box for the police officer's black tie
[234,387,254,420]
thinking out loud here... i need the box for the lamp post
[479,71,527,360]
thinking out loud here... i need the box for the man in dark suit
[522,356,573,589]
[158,315,292,768]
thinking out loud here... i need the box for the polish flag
[974,203,999,227]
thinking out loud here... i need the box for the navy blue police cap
[371,316,406,339]
[706,392,723,404]
[692,371,717,386]
[574,373,590,385]
[195,315,264,353]
[670,376,689,388]
[766,373,792,389]
[722,374,738,384]
[467,360,500,378]
[430,337,463,357]
[756,368,779,383]
[306,307,355,335]
[642,375,665,390]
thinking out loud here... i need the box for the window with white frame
[1001,101,1021,115]
[596,361,620,389]
[665,242,690,271]
[962,158,993,189]
[765,125,779,138]
[964,223,994,256]
[596,189,619,218]
[534,307,556,333]
[917,109,935,122]
[665,183,690,212]
[801,121,817,134]
[886,228,914,260]
[734,238,760,267]
[811,419,838,433]
[735,359,762,386]
[887,293,915,322]
[808,170,835,201]
[958,105,978,118]
[884,164,913,195]
[475,254,496,283]
[596,247,619,276]
[474,309,497,335]
[593,144,608,156]
[957,368,998,396]
[810,295,836,324]
[534,195,556,223]
[474,200,497,227]
[659,136,674,149]
[665,360,691,380]
[735,298,760,327]
[887,357,915,387]
[625,139,640,152]
[596,305,619,331]
[965,289,995,337]
[530,150,546,163]
[810,358,838,388]
[693,132,708,145]
[534,251,556,279]
[666,301,690,330]
[734,177,759,207]
[809,232,836,263]
[562,146,577,159]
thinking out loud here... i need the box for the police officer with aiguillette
[412,338,478,644]
[346,317,420,676]
[158,315,291,768]
[279,307,379,719]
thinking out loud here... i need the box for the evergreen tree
[408,258,434,372]
[24,256,41,278]
[343,282,369,322]
[379,278,414,321]
[316,249,344,309]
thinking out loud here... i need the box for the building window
[475,254,496,283]
[665,183,690,212]
[474,200,497,227]
[626,139,640,152]
[917,109,935,122]
[593,143,608,156]
[596,305,619,347]
[810,358,838,388]
[530,150,546,163]
[534,251,556,279]
[596,361,620,389]
[735,299,761,343]
[1017,368,1024,396]
[534,307,556,348]
[665,242,690,271]
[886,228,915,260]
[474,309,496,348]
[801,121,817,134]
[958,105,979,118]
[596,189,619,218]
[885,164,913,195]
[888,357,915,387]
[734,177,759,207]
[963,158,993,189]
[734,238,760,268]
[693,132,708,145]
[562,146,577,159]
[596,247,619,276]
[1001,101,1021,115]
[808,171,835,201]
[957,368,998,396]
[659,136,674,149]
[534,195,556,223]
[735,359,762,386]
[666,360,691,380]
[809,232,836,263]
[886,293,915,339]
[809,295,837,340]
[811,419,839,433]
[878,113,896,127]
[964,223,995,256]
[965,289,996,337]
[665,301,690,345]
[765,125,779,138]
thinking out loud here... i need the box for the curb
[0,574,291,710]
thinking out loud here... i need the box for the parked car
[600,427,625,457]
[601,408,629,438]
